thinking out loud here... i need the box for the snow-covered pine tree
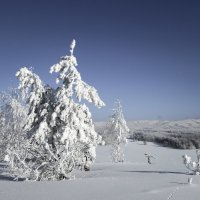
[49,39,105,172]
[10,39,105,180]
[12,68,58,180]
[104,100,129,162]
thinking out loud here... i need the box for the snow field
[1,141,200,200]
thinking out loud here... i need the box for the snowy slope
[0,142,200,200]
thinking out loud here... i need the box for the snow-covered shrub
[6,40,105,180]
[103,100,129,162]
[182,150,200,175]
[0,89,27,161]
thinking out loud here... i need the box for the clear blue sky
[0,0,200,121]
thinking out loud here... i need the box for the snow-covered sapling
[104,100,129,162]
[182,150,200,175]
[144,153,155,164]
[188,177,193,184]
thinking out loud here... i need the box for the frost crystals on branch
[7,39,105,181]
[104,100,129,162]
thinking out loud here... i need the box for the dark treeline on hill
[129,132,200,149]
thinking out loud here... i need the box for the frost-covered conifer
[8,39,105,180]
[104,100,129,162]
[49,39,105,172]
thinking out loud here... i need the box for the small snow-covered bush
[5,39,105,180]
[182,150,200,175]
[103,100,129,162]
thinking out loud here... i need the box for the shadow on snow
[122,170,188,175]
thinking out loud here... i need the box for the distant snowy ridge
[95,119,200,133]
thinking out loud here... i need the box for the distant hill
[95,119,200,149]
[95,119,200,134]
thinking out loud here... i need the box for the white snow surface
[1,141,200,200]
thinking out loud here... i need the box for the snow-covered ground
[1,141,200,200]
